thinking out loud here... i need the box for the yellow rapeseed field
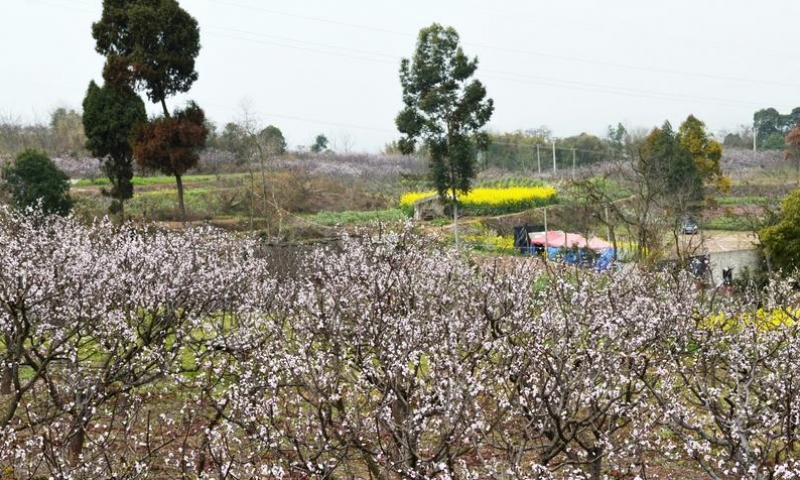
[704,308,798,331]
[399,186,557,208]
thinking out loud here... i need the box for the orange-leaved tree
[785,127,800,184]
[132,102,208,218]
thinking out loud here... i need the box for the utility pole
[552,141,557,174]
[536,144,541,175]
[543,207,548,262]
[572,148,576,181]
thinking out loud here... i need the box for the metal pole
[536,144,541,175]
[552,141,557,174]
[543,207,548,262]
[572,148,576,180]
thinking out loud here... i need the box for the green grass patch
[463,233,516,254]
[475,177,550,188]
[715,196,769,205]
[126,186,246,219]
[702,216,754,231]
[75,174,219,187]
[301,209,407,227]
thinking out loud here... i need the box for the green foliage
[382,140,403,155]
[457,197,556,217]
[93,0,200,113]
[49,108,87,157]
[0,111,87,159]
[2,149,72,215]
[257,125,286,156]
[572,177,632,202]
[760,187,800,271]
[557,132,610,166]
[311,134,328,153]
[640,120,703,209]
[82,81,147,214]
[754,108,782,148]
[606,123,627,157]
[93,0,203,218]
[484,130,550,171]
[723,132,752,149]
[483,129,611,172]
[396,23,494,203]
[677,115,728,193]
[208,122,250,163]
[762,132,786,150]
[753,107,800,149]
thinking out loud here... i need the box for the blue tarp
[595,248,614,271]
[539,246,616,271]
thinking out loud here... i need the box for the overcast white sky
[2,0,800,153]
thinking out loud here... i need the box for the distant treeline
[1,106,794,169]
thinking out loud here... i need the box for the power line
[200,24,791,110]
[489,141,609,156]
[481,71,773,109]
[205,0,411,38]
[205,27,396,65]
[203,102,397,134]
[26,0,93,12]
[18,0,797,110]
[201,0,800,89]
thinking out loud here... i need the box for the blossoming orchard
[1,208,800,479]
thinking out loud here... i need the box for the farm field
[63,148,782,250]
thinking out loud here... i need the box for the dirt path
[674,229,758,255]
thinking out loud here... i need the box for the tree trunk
[196,400,227,476]
[453,200,459,247]
[1,334,13,394]
[0,365,11,394]
[67,426,85,466]
[588,446,603,480]
[175,174,186,221]
[451,186,459,248]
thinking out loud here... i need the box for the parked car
[683,219,699,235]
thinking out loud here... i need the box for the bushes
[1,148,72,214]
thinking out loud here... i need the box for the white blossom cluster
[0,208,799,479]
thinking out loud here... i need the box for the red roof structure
[529,231,614,251]
[587,236,613,251]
